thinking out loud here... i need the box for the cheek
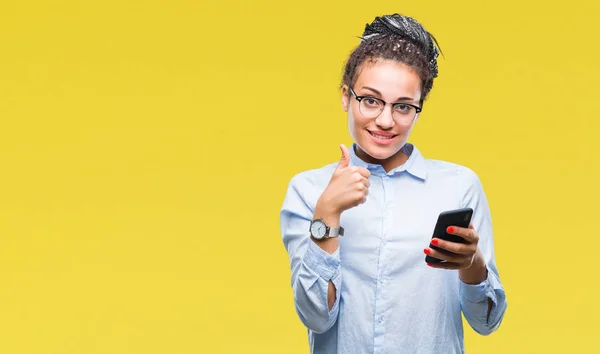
[347,109,360,141]
[348,113,356,140]
[396,121,418,145]
[400,121,415,134]
[396,115,419,134]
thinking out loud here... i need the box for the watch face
[310,220,327,238]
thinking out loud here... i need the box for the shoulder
[423,157,486,208]
[424,158,481,185]
[283,162,337,209]
[287,162,338,190]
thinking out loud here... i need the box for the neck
[355,145,409,173]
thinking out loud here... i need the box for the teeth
[371,132,393,139]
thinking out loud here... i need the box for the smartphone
[425,207,473,264]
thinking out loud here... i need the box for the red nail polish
[427,263,432,267]
[431,239,439,246]
[447,226,454,233]
[424,248,431,255]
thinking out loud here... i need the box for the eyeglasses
[349,87,422,123]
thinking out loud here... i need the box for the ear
[341,85,350,112]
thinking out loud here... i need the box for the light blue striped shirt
[280,143,507,353]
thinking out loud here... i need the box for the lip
[367,130,397,145]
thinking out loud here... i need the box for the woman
[280,13,507,353]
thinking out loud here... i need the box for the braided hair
[341,14,443,103]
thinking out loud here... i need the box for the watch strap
[328,226,344,237]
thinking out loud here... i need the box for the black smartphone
[425,207,473,263]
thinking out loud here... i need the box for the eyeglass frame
[348,87,422,120]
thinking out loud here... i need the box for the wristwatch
[309,219,344,240]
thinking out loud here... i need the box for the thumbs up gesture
[317,144,371,216]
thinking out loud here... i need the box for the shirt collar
[349,143,427,180]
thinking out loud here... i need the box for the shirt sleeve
[458,168,508,335]
[280,174,342,334]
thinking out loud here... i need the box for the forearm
[312,196,343,310]
[292,243,342,333]
[457,167,507,335]
[307,237,338,312]
[281,177,347,334]
[460,259,507,335]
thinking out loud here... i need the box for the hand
[424,224,481,270]
[317,144,371,216]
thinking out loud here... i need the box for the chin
[358,141,401,161]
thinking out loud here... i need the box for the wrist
[315,194,341,227]
[312,194,342,255]
[459,249,487,285]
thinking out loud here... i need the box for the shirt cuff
[302,239,341,281]
[459,268,500,305]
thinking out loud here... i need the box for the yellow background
[0,0,598,353]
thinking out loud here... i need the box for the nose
[375,104,395,129]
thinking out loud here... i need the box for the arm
[280,175,342,334]
[312,201,342,311]
[458,169,508,335]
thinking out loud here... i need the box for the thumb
[337,144,351,169]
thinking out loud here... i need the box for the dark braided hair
[342,14,443,103]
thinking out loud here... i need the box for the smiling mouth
[368,131,397,139]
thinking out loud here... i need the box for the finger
[447,226,478,244]
[355,181,368,193]
[426,261,461,270]
[337,144,351,169]
[430,238,471,255]
[362,177,370,188]
[357,167,371,178]
[355,193,367,205]
[424,247,463,263]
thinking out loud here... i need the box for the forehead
[354,59,422,99]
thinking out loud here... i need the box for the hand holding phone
[425,208,473,264]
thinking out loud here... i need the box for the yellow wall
[0,1,598,353]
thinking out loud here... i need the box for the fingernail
[427,263,432,267]
[431,239,439,246]
[447,226,454,233]
[424,248,431,255]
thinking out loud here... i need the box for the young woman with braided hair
[280,13,507,353]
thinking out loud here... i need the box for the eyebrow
[361,86,416,102]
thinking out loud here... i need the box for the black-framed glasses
[349,87,422,123]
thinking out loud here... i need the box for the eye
[363,97,381,108]
[393,103,414,114]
